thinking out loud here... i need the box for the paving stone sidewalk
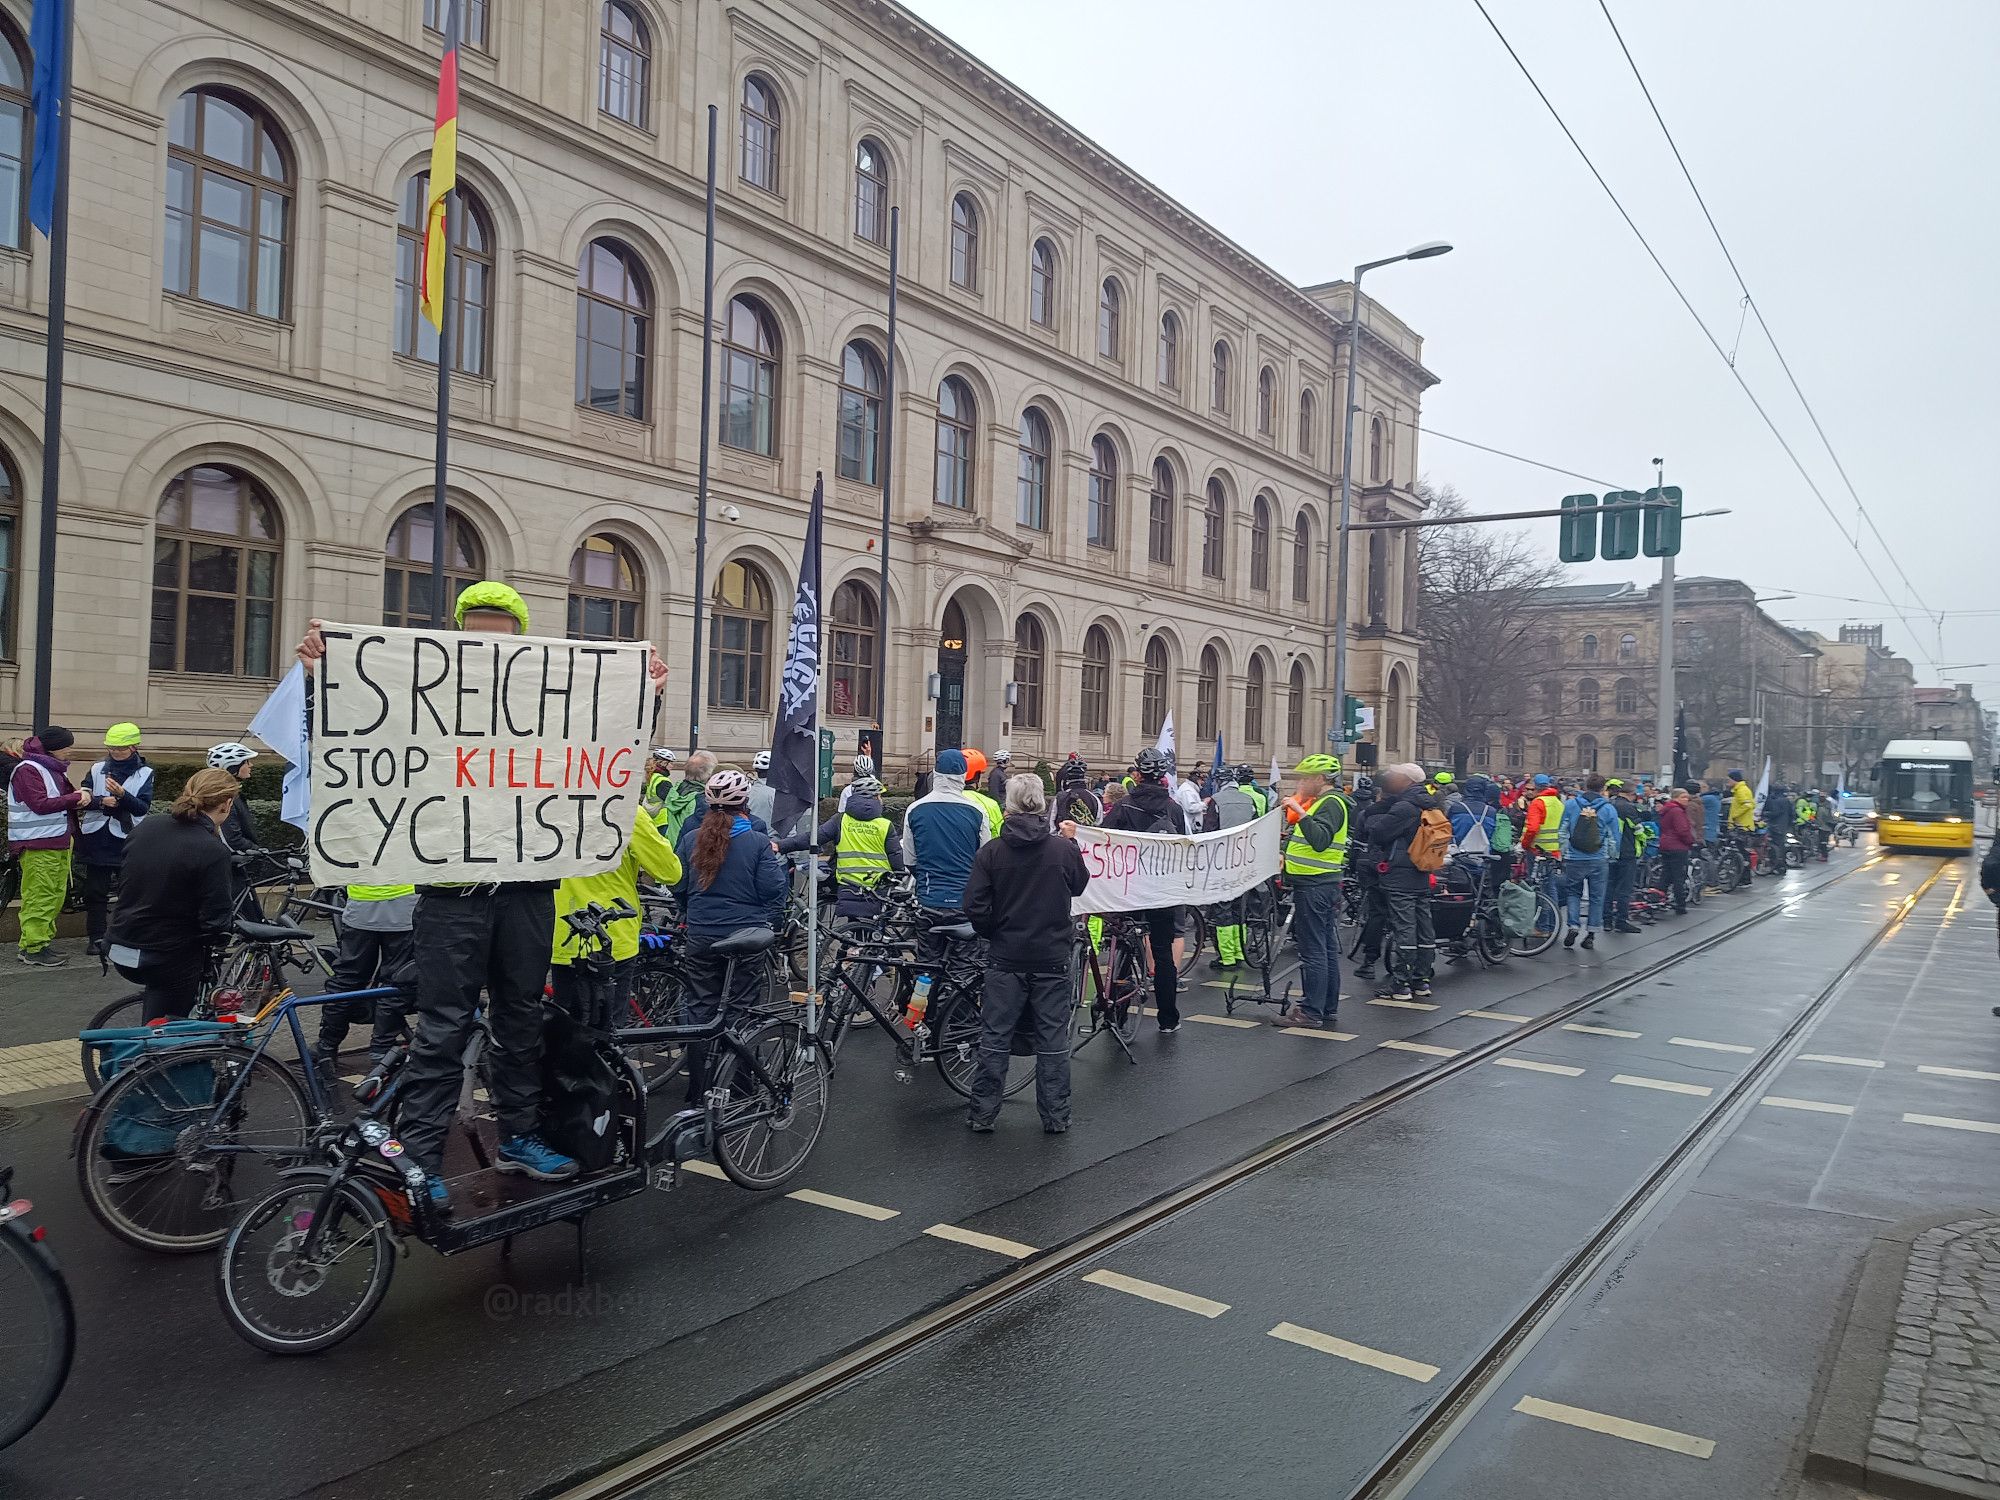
[1869,1218,2000,1490]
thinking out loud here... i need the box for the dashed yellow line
[1492,1058,1585,1078]
[1918,1065,2000,1083]
[1566,1023,1641,1039]
[1760,1096,1855,1116]
[1379,1039,1462,1058]
[786,1188,901,1221]
[1268,1321,1439,1382]
[1081,1269,1229,1318]
[1903,1112,2000,1137]
[924,1224,1038,1259]
[1611,1074,1713,1098]
[1513,1396,1715,1458]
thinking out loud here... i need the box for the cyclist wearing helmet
[642,748,675,813]
[1276,754,1351,1028]
[984,749,1012,802]
[836,753,877,814]
[777,773,904,921]
[961,750,1004,837]
[1101,746,1189,1031]
[77,723,155,957]
[674,769,788,1058]
[206,741,262,852]
[1053,754,1100,829]
[746,749,779,834]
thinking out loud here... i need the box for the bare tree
[1415,480,1567,774]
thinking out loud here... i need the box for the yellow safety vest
[1530,793,1565,852]
[965,788,1003,838]
[347,883,417,902]
[1283,792,1349,878]
[834,815,892,889]
[1245,786,1270,817]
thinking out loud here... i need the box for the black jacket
[1980,832,1998,903]
[964,813,1089,973]
[1363,787,1442,891]
[1101,780,1186,836]
[1610,795,1643,860]
[220,791,260,852]
[109,812,236,955]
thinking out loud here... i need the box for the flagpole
[687,103,718,751]
[29,0,73,729]
[428,189,455,627]
[875,206,898,766]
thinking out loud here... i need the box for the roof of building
[1527,582,1642,604]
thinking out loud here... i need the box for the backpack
[1407,806,1455,873]
[1570,803,1604,854]
[1491,810,1518,855]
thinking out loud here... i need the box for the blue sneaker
[497,1134,580,1181]
[425,1174,450,1207]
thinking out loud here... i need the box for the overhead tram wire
[1468,0,1940,671]
[1593,0,1930,615]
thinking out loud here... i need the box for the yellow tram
[1873,739,1977,854]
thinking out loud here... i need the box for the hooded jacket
[904,771,989,911]
[1657,798,1696,853]
[964,812,1090,973]
[673,813,788,938]
[779,790,907,916]
[1363,785,1442,891]
[1101,779,1187,837]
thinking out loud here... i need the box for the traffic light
[1601,490,1643,560]
[1641,485,1682,558]
[1342,694,1364,740]
[1559,494,1597,563]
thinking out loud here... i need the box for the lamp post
[1328,241,1451,759]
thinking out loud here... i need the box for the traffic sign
[1641,485,1682,557]
[1559,494,1597,563]
[1601,491,1643,560]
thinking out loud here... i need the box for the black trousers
[1357,878,1391,963]
[969,969,1072,1129]
[81,861,118,945]
[113,945,207,1023]
[396,884,556,1175]
[1136,907,1180,1026]
[682,936,772,1102]
[1660,850,1691,911]
[313,924,416,1062]
[1385,885,1436,983]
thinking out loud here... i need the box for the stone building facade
[0,0,1434,770]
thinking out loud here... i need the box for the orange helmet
[963,748,988,778]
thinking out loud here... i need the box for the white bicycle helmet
[852,754,876,776]
[649,746,675,762]
[705,769,752,808]
[848,775,883,798]
[752,750,772,772]
[208,741,257,771]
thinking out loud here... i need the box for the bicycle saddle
[929,922,977,942]
[234,917,312,943]
[704,926,777,957]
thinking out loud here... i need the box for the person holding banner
[1203,766,1268,973]
[1100,747,1189,1032]
[1275,754,1351,1028]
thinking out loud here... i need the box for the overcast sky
[901,0,1999,695]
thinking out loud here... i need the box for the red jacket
[1656,799,1696,853]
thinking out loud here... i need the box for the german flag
[419,0,461,331]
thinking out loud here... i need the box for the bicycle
[0,1165,75,1451]
[1070,914,1154,1061]
[1506,850,1565,958]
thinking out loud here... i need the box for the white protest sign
[306,623,653,886]
[1070,808,1286,915]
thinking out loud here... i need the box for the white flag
[1754,756,1772,802]
[1155,710,1175,757]
[1269,754,1283,793]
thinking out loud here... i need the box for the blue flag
[28,0,70,237]
[767,475,824,833]
[1204,733,1224,798]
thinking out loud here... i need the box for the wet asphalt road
[0,849,1980,1500]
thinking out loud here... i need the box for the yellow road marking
[786,1188,901,1221]
[1903,1112,2000,1136]
[1493,1058,1585,1077]
[1611,1073,1713,1098]
[1370,998,1439,1011]
[1513,1396,1716,1458]
[1268,1322,1439,1382]
[1918,1065,2000,1083]
[1280,1026,1357,1041]
[1187,1013,1260,1029]
[1760,1096,1855,1116]
[924,1224,1038,1259]
[1081,1269,1229,1318]
[1462,1009,1531,1023]
[1668,1037,1756,1055]
[1800,1053,1884,1069]
[1379,1039,1462,1058]
[681,1160,727,1180]
[1566,1023,1641,1039]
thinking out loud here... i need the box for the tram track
[550,852,1927,1500]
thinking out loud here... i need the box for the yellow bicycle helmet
[453,580,530,632]
[1293,753,1341,776]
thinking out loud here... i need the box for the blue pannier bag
[82,1020,241,1159]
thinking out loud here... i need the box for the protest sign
[1070,809,1285,915]
[305,623,653,886]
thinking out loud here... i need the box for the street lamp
[1328,241,1453,759]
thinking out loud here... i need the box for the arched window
[1081,625,1111,735]
[1506,735,1525,770]
[1473,738,1492,770]
[1097,278,1122,362]
[1013,614,1046,730]
[1250,494,1272,591]
[1581,633,1600,661]
[1298,388,1316,456]
[151,464,281,678]
[720,295,779,454]
[1196,645,1220,742]
[383,503,483,628]
[165,87,292,319]
[1541,733,1559,768]
[1576,677,1600,715]
[1087,436,1120,551]
[395,174,493,375]
[1016,407,1051,531]
[933,376,974,509]
[1386,672,1405,754]
[829,580,878,719]
[1619,631,1638,662]
[1287,661,1307,746]
[853,137,888,245]
[1157,311,1181,390]
[599,2,651,128]
[836,340,884,486]
[1256,367,1275,434]
[1576,734,1599,772]
[1029,238,1056,327]
[575,238,650,419]
[1613,736,1637,772]
[1141,636,1169,738]
[568,533,645,641]
[1201,478,1226,580]
[1369,415,1385,483]
[1292,510,1313,604]
[949,193,979,290]
[708,560,771,710]
[738,75,780,192]
[0,444,20,656]
[426,0,488,48]
[1210,340,1231,413]
[1615,677,1638,715]
[1245,657,1266,745]
[0,25,25,251]
[1541,679,1562,718]
[1145,456,1174,564]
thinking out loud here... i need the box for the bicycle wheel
[711,1019,830,1190]
[1510,892,1561,958]
[79,991,147,1094]
[216,1175,394,1355]
[1175,907,1207,978]
[1242,910,1273,970]
[75,1044,312,1253]
[627,965,691,1092]
[1110,945,1149,1040]
[0,1223,74,1450]
[1473,913,1510,967]
[931,982,1034,1100]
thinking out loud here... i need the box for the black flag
[1673,703,1689,784]
[768,474,824,833]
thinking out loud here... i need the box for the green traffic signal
[1559,494,1597,563]
[1601,490,1643,560]
[1642,485,1683,557]
[1342,694,1364,738]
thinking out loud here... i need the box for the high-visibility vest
[6,761,72,844]
[834,815,892,889]
[965,788,1003,837]
[77,759,154,839]
[1212,785,1258,830]
[348,882,418,902]
[1282,792,1349,878]
[643,771,672,810]
[1244,785,1269,817]
[1531,792,1565,852]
